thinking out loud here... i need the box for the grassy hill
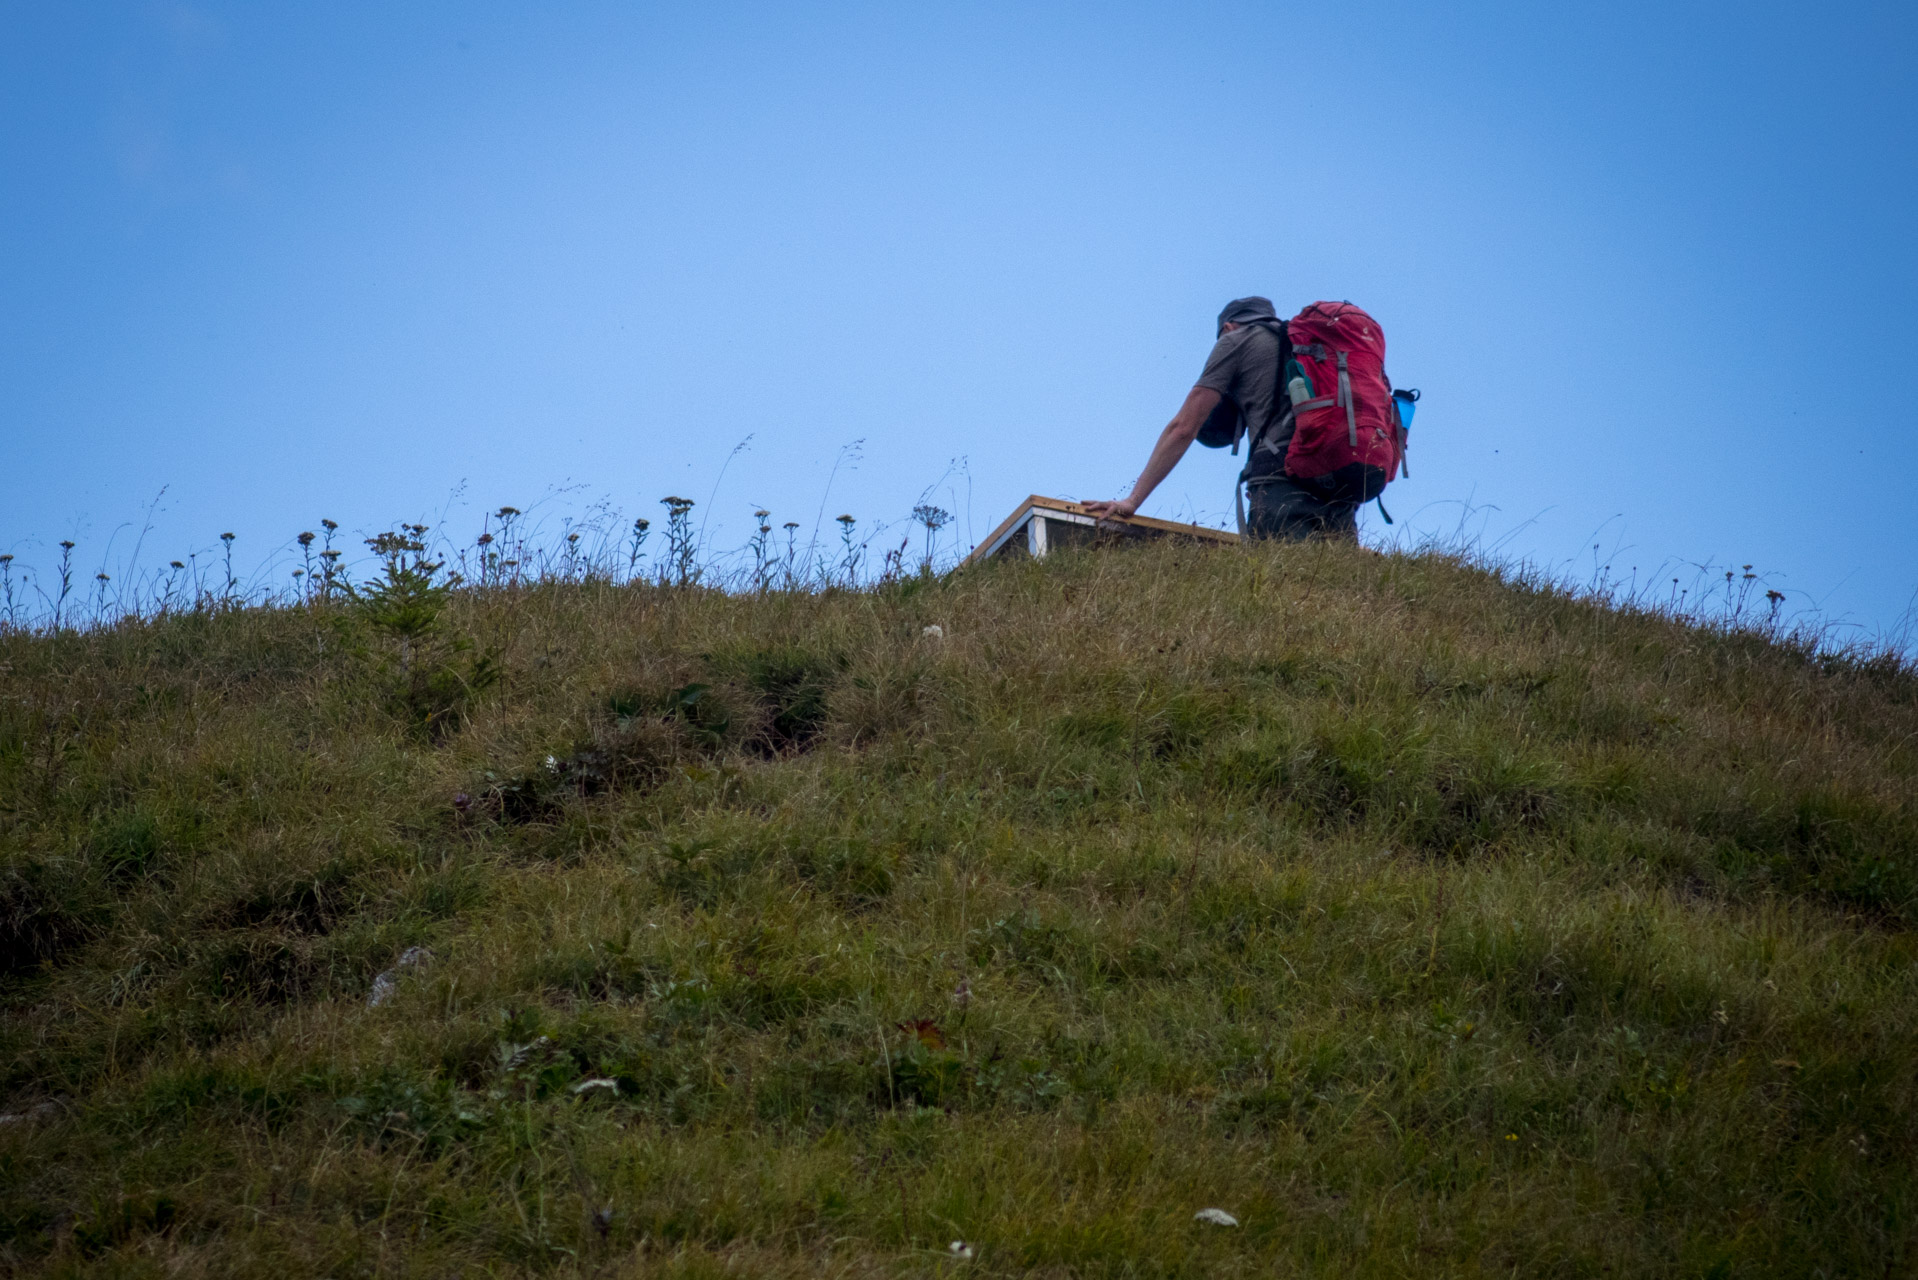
[2,537,1914,1277]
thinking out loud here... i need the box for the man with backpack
[1085,296,1413,540]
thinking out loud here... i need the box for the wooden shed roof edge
[959,495,1239,568]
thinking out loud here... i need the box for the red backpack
[1276,301,1407,502]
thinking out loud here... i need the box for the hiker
[1085,296,1412,539]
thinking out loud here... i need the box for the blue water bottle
[1393,388,1419,428]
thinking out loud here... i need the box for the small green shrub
[330,1067,487,1151]
[351,527,500,738]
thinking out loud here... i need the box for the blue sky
[4,2,1915,637]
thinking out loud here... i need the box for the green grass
[2,538,1914,1276]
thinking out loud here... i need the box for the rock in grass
[572,1078,621,1097]
[0,1101,62,1127]
[366,946,433,1008]
[1193,1208,1239,1227]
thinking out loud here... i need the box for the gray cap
[1216,296,1278,335]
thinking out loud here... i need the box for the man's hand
[1082,497,1138,521]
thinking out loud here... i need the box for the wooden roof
[959,495,1239,569]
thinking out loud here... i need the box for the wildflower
[948,1241,974,1259]
[1193,1208,1239,1227]
[452,792,473,812]
[922,624,945,640]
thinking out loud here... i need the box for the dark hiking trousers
[1245,474,1359,541]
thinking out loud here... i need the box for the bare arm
[1083,385,1223,521]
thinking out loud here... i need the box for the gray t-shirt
[1195,321,1289,477]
